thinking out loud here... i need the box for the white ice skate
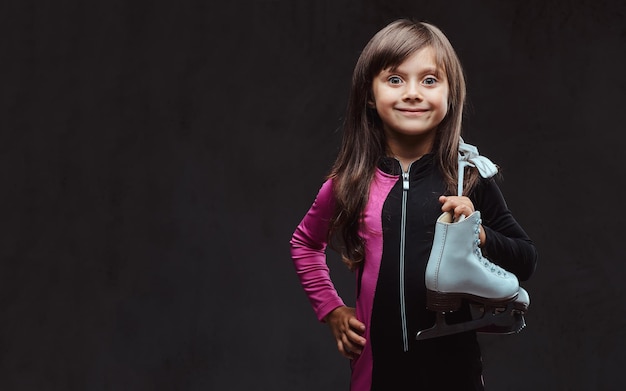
[415,140,530,340]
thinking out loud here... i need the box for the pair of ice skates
[415,141,529,340]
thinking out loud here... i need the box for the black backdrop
[1,0,625,390]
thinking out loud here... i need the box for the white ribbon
[457,138,498,196]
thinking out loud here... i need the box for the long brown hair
[328,19,481,271]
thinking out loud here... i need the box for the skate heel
[426,289,463,312]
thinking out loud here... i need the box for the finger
[348,317,366,333]
[341,329,365,354]
[345,329,367,353]
[455,204,472,218]
[440,200,453,213]
[340,341,359,359]
[342,342,361,358]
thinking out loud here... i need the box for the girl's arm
[290,179,345,321]
[473,178,538,281]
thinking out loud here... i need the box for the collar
[377,153,435,176]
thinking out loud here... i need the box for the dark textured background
[1,0,625,390]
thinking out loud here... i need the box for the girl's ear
[367,99,376,108]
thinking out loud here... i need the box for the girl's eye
[388,76,403,85]
[423,77,437,85]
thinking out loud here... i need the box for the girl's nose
[403,81,422,101]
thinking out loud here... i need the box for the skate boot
[415,211,521,340]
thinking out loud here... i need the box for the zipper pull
[403,171,409,190]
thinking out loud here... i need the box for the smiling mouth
[397,108,428,116]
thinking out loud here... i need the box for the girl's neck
[387,137,433,172]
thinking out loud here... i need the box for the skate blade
[477,311,526,335]
[416,303,521,340]
[471,302,527,334]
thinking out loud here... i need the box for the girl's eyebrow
[419,67,440,75]
[386,66,441,75]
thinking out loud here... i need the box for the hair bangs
[367,25,430,78]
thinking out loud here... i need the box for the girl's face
[371,46,449,144]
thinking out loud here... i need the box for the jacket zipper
[400,163,411,352]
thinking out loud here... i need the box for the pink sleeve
[290,179,345,322]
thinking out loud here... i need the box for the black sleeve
[470,177,538,281]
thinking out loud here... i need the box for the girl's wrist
[479,225,486,246]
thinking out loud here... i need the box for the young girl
[290,19,537,390]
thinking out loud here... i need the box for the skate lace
[459,140,507,278]
[472,216,508,277]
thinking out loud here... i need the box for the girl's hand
[439,195,486,245]
[438,195,475,220]
[324,306,366,360]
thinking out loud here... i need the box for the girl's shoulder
[470,172,505,206]
[311,177,335,204]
